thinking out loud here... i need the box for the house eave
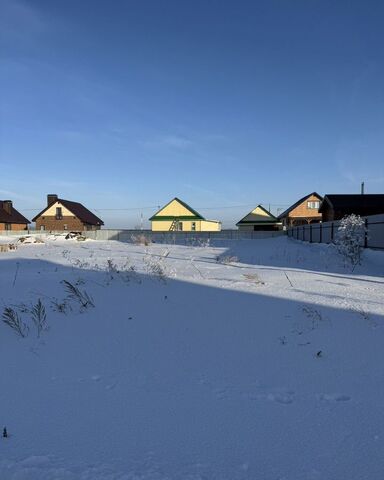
[150,215,203,221]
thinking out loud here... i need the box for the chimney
[47,194,58,206]
[361,182,365,195]
[3,200,12,215]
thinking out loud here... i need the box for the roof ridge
[149,197,204,221]
[237,204,279,224]
[277,192,323,219]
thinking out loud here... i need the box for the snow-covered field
[0,234,383,479]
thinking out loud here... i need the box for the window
[177,222,183,231]
[40,225,45,231]
[191,222,196,231]
[63,224,68,230]
[56,207,63,219]
[5,223,11,231]
[307,201,320,209]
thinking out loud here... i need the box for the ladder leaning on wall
[169,218,179,231]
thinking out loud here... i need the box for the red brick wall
[0,223,28,231]
[35,216,87,231]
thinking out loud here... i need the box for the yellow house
[236,205,282,231]
[149,198,221,232]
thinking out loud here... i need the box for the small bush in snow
[131,234,151,246]
[216,254,239,264]
[335,214,366,269]
[143,255,166,282]
[31,299,48,337]
[186,238,211,248]
[62,280,95,310]
[51,298,70,314]
[2,307,29,337]
[71,258,91,269]
[120,259,141,283]
[103,258,140,284]
[106,259,119,279]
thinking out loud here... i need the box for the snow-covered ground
[0,234,383,479]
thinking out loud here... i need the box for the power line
[20,203,291,212]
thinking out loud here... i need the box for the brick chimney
[47,194,58,206]
[3,200,12,215]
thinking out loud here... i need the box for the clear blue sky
[1,0,383,228]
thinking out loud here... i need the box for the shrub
[216,253,239,264]
[335,214,366,269]
[2,307,29,337]
[31,299,48,337]
[131,234,151,246]
[143,255,166,282]
[62,280,95,310]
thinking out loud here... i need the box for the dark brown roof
[32,198,104,226]
[277,192,323,219]
[319,194,384,214]
[0,201,30,224]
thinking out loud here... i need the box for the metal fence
[287,213,384,249]
[0,228,284,243]
[84,229,284,243]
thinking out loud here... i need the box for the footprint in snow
[105,380,119,390]
[214,387,231,400]
[242,389,295,404]
[318,393,351,402]
[267,392,295,404]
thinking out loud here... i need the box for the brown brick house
[0,200,30,231]
[32,195,104,231]
[319,194,384,222]
[278,192,323,227]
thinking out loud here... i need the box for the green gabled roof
[236,204,280,226]
[149,197,205,221]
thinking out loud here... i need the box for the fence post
[319,222,322,243]
[364,218,368,248]
[310,224,312,243]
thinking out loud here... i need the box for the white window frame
[307,201,320,209]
